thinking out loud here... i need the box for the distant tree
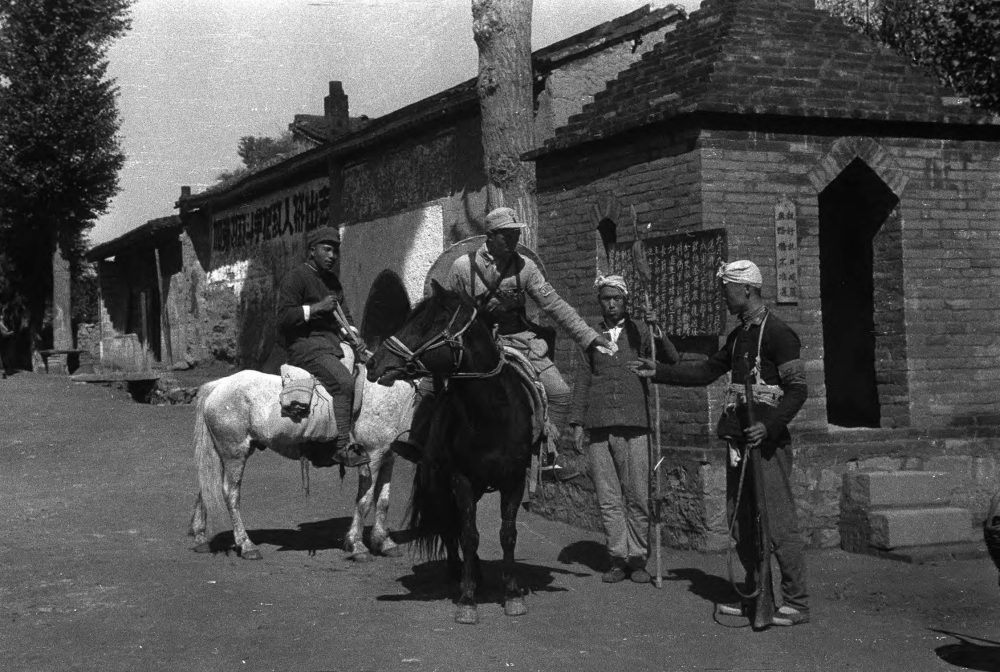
[818,0,1000,114]
[215,130,306,184]
[0,0,132,350]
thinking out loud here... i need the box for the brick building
[528,0,1000,553]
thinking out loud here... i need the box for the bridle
[381,302,504,380]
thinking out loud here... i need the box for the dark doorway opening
[819,158,899,427]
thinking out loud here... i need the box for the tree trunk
[472,0,538,250]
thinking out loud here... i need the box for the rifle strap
[731,312,769,384]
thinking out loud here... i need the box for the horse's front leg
[221,450,262,560]
[451,473,480,625]
[500,476,527,617]
[346,463,374,561]
[370,452,402,557]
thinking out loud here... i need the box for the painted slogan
[210,178,330,268]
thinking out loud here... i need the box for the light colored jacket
[448,245,600,350]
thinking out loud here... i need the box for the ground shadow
[377,557,585,606]
[666,567,742,605]
[931,629,1000,671]
[556,540,607,572]
[198,516,354,555]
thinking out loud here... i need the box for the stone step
[843,470,953,509]
[867,541,988,565]
[868,507,977,549]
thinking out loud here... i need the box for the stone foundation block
[843,470,952,509]
[867,507,976,549]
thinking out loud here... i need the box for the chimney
[325,81,349,136]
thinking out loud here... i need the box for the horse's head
[367,280,499,385]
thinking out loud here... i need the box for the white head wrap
[594,274,628,296]
[716,260,762,287]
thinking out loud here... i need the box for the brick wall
[699,129,1000,431]
[534,124,1000,547]
[537,129,712,441]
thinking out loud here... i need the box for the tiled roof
[538,0,1000,156]
[87,215,182,261]
[290,114,372,145]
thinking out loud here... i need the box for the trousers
[587,427,649,566]
[290,349,354,445]
[727,441,809,612]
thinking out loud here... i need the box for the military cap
[307,225,340,247]
[485,207,527,232]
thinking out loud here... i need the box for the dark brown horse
[367,280,537,624]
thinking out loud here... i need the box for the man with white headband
[569,274,678,584]
[631,259,809,627]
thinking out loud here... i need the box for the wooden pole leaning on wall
[154,247,173,366]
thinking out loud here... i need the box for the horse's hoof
[504,598,527,617]
[241,548,263,560]
[380,544,404,558]
[191,542,212,554]
[350,551,373,563]
[455,605,479,625]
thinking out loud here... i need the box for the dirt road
[2,372,1000,671]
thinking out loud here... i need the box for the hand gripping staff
[744,352,776,630]
[631,207,663,589]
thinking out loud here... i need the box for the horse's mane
[407,286,472,332]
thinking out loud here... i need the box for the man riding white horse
[276,225,369,467]
[390,206,613,466]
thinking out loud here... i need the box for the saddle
[499,342,556,495]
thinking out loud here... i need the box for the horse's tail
[407,462,460,559]
[193,381,229,529]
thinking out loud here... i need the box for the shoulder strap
[469,250,514,307]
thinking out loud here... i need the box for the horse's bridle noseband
[381,303,503,380]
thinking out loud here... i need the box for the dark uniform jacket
[276,262,353,361]
[652,308,807,446]
[570,316,679,430]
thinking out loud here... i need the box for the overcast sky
[92,0,701,245]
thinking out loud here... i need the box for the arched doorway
[819,158,899,428]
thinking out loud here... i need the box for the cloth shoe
[717,602,751,617]
[629,567,651,584]
[771,606,809,627]
[331,442,370,468]
[602,560,628,583]
[389,437,423,464]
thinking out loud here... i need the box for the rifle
[744,352,775,630]
[332,301,372,364]
[631,207,663,589]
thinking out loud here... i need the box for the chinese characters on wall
[605,228,728,337]
[774,196,798,304]
[210,180,330,256]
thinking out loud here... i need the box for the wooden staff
[744,352,775,629]
[631,207,663,589]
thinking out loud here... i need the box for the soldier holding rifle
[276,225,370,468]
[630,260,809,628]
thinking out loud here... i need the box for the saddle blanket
[272,364,338,442]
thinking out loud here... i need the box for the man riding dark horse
[276,225,369,468]
[390,206,613,465]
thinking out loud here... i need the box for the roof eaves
[87,215,182,261]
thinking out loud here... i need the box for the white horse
[188,348,417,561]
